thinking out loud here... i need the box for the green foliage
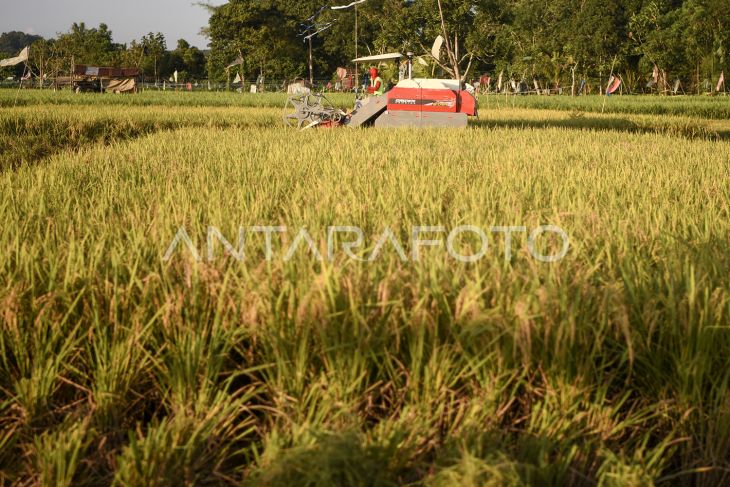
[249,431,406,486]
[168,39,207,81]
[0,31,43,54]
[54,23,123,67]
[628,0,730,84]
[139,32,167,82]
[31,419,92,487]
[206,0,315,81]
[200,0,729,89]
[0,26,207,83]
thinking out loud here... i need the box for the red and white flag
[717,72,725,92]
[607,76,622,94]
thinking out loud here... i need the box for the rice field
[0,89,729,485]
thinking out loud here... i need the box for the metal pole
[308,36,314,86]
[354,5,358,93]
[238,49,244,94]
[39,51,43,89]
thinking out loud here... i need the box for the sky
[0,0,224,49]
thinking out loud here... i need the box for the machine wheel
[283,93,346,129]
[283,94,315,129]
[283,94,329,129]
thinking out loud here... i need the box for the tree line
[206,0,729,92]
[0,25,206,84]
[2,0,728,92]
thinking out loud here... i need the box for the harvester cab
[283,52,478,129]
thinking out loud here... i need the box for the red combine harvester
[283,53,477,129]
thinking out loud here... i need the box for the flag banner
[233,73,241,84]
[302,0,366,36]
[226,56,244,70]
[652,64,659,84]
[717,72,725,92]
[607,77,621,95]
[173,70,178,83]
[431,36,444,60]
[0,46,29,67]
[331,0,366,10]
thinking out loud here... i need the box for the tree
[140,32,167,83]
[168,39,207,81]
[0,31,43,55]
[206,1,308,82]
[120,39,145,69]
[29,38,57,87]
[55,23,123,66]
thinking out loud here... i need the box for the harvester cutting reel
[283,93,347,129]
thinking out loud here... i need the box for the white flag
[717,72,725,92]
[330,0,367,11]
[431,36,444,61]
[173,70,178,83]
[0,46,29,67]
[233,73,241,84]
